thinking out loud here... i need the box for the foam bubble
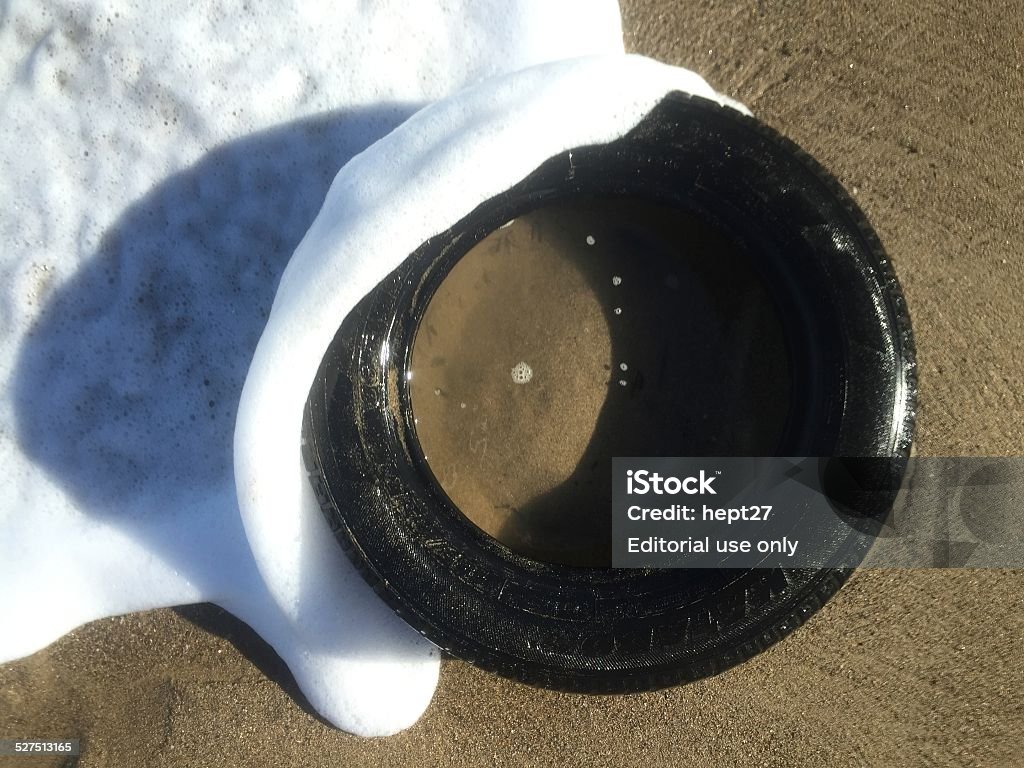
[511,361,534,384]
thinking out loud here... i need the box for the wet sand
[2,1,1023,765]
[409,198,789,565]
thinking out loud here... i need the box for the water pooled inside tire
[408,197,791,567]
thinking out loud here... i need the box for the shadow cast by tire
[13,102,419,695]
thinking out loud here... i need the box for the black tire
[301,93,916,692]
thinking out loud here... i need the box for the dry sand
[2,0,1023,765]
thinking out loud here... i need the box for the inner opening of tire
[407,196,793,567]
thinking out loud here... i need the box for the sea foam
[0,0,739,737]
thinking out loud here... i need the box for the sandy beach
[2,0,1022,765]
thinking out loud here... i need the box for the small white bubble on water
[510,361,533,384]
[611,275,622,286]
[585,235,596,245]
[618,379,628,387]
[613,307,622,315]
[619,362,628,371]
